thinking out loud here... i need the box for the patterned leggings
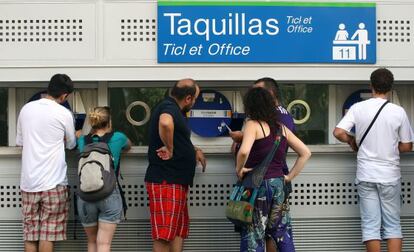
[240,177,295,252]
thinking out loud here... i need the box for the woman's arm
[123,139,132,152]
[283,126,311,182]
[235,120,257,179]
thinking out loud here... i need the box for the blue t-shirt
[77,132,128,171]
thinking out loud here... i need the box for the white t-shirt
[16,98,76,192]
[337,98,414,183]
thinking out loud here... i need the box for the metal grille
[292,181,412,206]
[377,19,412,43]
[2,181,411,209]
[120,18,156,42]
[0,185,20,208]
[0,19,84,43]
[1,218,414,251]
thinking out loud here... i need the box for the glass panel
[0,88,8,146]
[109,87,167,146]
[280,84,329,145]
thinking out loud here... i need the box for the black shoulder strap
[359,100,389,148]
[257,121,267,138]
[84,132,114,144]
[100,132,114,144]
[84,134,94,145]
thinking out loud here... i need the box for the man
[145,79,206,252]
[16,74,77,252]
[230,77,296,252]
[334,68,413,252]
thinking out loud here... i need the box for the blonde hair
[89,106,111,131]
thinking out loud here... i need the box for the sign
[188,90,232,137]
[158,1,376,63]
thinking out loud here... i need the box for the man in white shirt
[16,74,76,252]
[334,68,413,252]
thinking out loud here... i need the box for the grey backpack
[76,133,116,202]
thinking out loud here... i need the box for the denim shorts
[356,179,402,242]
[77,187,123,227]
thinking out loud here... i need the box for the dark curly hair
[243,87,278,131]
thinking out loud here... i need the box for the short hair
[170,79,197,100]
[370,68,393,94]
[254,77,281,102]
[47,74,74,98]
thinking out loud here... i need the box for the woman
[76,106,131,252]
[236,87,311,252]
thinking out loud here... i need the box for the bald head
[171,78,198,101]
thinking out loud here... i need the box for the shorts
[21,185,70,241]
[146,181,189,241]
[356,179,402,242]
[77,187,123,227]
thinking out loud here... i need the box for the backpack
[76,132,116,202]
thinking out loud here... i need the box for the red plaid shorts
[21,185,70,241]
[146,181,189,241]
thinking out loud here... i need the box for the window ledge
[0,144,357,157]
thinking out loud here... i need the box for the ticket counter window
[0,88,7,146]
[280,84,329,144]
[109,87,167,146]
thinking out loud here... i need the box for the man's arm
[64,113,77,150]
[194,146,206,172]
[157,113,174,160]
[333,127,358,151]
[399,142,413,153]
[16,115,23,147]
[398,111,414,153]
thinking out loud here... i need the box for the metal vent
[2,218,414,251]
[292,181,412,206]
[2,181,411,209]
[0,19,84,43]
[120,19,156,42]
[377,19,412,43]
[122,183,232,208]
[0,185,21,208]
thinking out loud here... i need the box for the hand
[229,131,243,143]
[284,174,291,183]
[348,137,358,152]
[195,149,207,172]
[237,167,253,180]
[75,130,82,139]
[230,142,240,155]
[156,146,173,160]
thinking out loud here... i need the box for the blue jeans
[356,179,402,242]
[77,187,123,227]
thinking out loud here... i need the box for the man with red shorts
[16,74,77,252]
[145,79,206,252]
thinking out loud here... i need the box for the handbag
[226,128,282,226]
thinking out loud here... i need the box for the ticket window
[107,82,330,147]
[333,83,414,144]
[0,88,7,146]
[109,86,168,146]
[108,84,245,146]
[280,84,329,145]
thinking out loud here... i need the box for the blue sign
[158,1,376,63]
[188,90,232,137]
